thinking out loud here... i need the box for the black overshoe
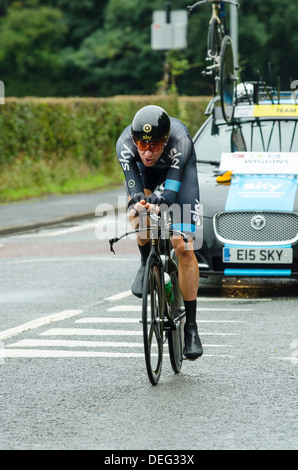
[131,265,146,298]
[183,323,203,360]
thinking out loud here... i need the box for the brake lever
[109,237,119,254]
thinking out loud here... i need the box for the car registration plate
[223,247,293,264]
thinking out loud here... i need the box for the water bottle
[164,272,173,303]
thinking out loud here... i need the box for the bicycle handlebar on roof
[187,0,239,14]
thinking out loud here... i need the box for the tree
[62,0,164,96]
[1,0,298,96]
[0,2,68,95]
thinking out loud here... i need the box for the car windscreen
[194,118,298,164]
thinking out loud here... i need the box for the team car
[194,83,298,278]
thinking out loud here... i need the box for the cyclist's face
[138,147,164,167]
[137,147,164,167]
[134,138,166,167]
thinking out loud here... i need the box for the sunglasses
[133,138,167,152]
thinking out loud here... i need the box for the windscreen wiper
[197,160,220,166]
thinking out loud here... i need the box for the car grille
[214,211,298,245]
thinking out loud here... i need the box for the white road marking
[76,317,140,324]
[0,310,83,341]
[0,290,249,360]
[104,291,132,301]
[198,297,272,302]
[75,317,244,324]
[1,349,146,358]
[107,306,252,312]
[0,256,139,264]
[8,211,130,239]
[105,291,272,302]
[40,328,142,336]
[0,349,234,359]
[40,328,237,337]
[8,339,146,348]
[269,356,298,364]
[8,339,231,349]
[8,221,99,238]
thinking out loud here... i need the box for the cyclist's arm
[162,134,195,206]
[116,131,144,200]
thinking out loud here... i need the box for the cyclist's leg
[171,236,199,301]
[171,156,203,359]
[129,188,152,297]
[129,162,164,298]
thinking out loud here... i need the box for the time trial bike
[109,210,191,385]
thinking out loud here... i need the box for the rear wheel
[207,17,223,94]
[142,257,164,385]
[167,255,186,374]
[220,35,236,122]
[207,17,223,57]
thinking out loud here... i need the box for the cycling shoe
[131,265,146,298]
[183,323,203,360]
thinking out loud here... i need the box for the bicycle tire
[166,251,185,374]
[207,17,223,57]
[220,35,235,122]
[167,269,185,374]
[142,256,164,385]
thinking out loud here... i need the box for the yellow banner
[253,104,298,117]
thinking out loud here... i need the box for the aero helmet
[131,105,170,143]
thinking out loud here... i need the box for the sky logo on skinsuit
[119,144,134,171]
[168,147,181,169]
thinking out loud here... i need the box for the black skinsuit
[116,117,200,237]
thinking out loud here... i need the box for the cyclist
[116,105,203,360]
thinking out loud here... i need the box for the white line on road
[107,306,252,312]
[40,328,237,337]
[104,291,132,301]
[1,349,146,358]
[76,317,139,323]
[0,349,234,359]
[269,356,298,364]
[8,339,231,349]
[75,317,245,324]
[9,221,99,238]
[0,310,83,341]
[104,291,272,302]
[8,339,146,348]
[0,256,139,264]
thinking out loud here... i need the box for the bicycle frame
[109,211,189,384]
[109,211,190,316]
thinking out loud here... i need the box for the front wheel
[142,256,164,385]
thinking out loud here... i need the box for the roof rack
[236,80,296,105]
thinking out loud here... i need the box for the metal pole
[165,2,171,23]
[230,3,238,69]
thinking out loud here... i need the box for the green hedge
[0,95,210,202]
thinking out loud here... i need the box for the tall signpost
[151,3,188,93]
[230,2,239,69]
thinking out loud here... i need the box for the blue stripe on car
[224,269,291,276]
